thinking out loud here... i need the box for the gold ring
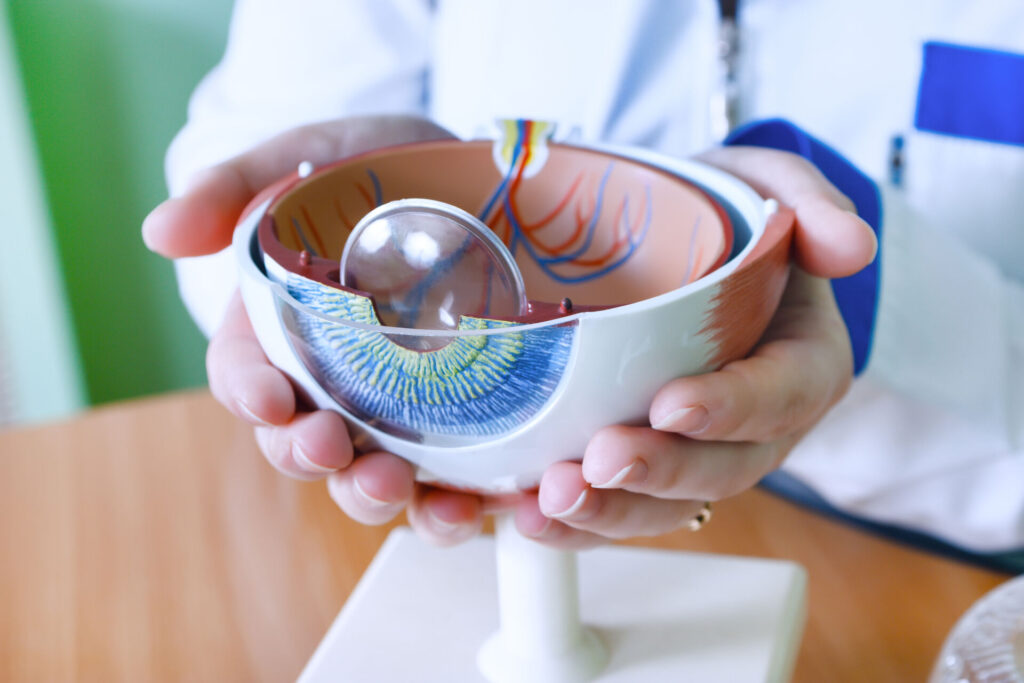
[687,502,713,532]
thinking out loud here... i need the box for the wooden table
[0,390,1008,682]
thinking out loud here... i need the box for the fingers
[580,426,792,502]
[525,422,796,543]
[329,458,485,545]
[533,462,709,541]
[513,494,608,551]
[208,288,480,542]
[142,115,455,258]
[542,270,851,541]
[406,487,485,547]
[141,164,256,258]
[696,146,877,278]
[253,410,354,480]
[207,294,295,426]
[649,271,851,443]
[327,451,416,525]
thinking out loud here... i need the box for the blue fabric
[760,471,1024,574]
[724,119,882,375]
[916,41,1024,148]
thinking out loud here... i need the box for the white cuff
[174,249,237,339]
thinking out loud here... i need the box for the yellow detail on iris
[283,272,573,438]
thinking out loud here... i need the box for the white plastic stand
[476,514,607,682]
[299,523,807,682]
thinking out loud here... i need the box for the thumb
[142,115,456,259]
[697,146,877,278]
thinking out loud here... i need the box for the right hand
[143,116,491,546]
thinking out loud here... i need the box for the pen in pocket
[888,134,905,188]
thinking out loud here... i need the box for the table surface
[0,390,1008,682]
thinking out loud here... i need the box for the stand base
[477,622,608,683]
[299,528,807,683]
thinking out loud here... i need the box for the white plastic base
[299,528,807,683]
[478,514,609,683]
[477,623,607,683]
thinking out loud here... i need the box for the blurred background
[1,0,233,425]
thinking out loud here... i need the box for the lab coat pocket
[902,40,1024,276]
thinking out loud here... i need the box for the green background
[7,0,233,405]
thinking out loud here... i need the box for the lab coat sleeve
[728,118,1024,552]
[167,0,434,338]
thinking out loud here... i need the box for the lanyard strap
[713,0,741,137]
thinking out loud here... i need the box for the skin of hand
[144,115,484,546]
[144,120,877,549]
[512,146,878,549]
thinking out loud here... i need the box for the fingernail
[236,400,272,427]
[865,224,879,260]
[292,443,337,474]
[592,460,648,489]
[652,405,709,434]
[253,427,271,453]
[352,477,396,509]
[548,489,590,520]
[521,517,552,538]
[427,508,462,534]
[140,215,158,251]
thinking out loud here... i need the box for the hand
[143,116,490,546]
[511,146,879,549]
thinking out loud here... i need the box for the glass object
[930,575,1024,682]
[340,199,527,349]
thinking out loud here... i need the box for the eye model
[234,120,791,490]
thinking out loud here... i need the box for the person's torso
[429,0,1024,282]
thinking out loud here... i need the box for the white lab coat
[168,0,1024,553]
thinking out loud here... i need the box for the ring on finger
[687,502,713,532]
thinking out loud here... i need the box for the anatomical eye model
[232,120,800,682]
[237,121,790,489]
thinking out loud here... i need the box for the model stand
[233,125,805,682]
[300,519,806,682]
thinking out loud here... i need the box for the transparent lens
[340,200,527,349]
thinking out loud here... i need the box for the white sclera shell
[234,143,785,492]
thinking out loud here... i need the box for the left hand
[510,146,878,548]
[144,116,489,547]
